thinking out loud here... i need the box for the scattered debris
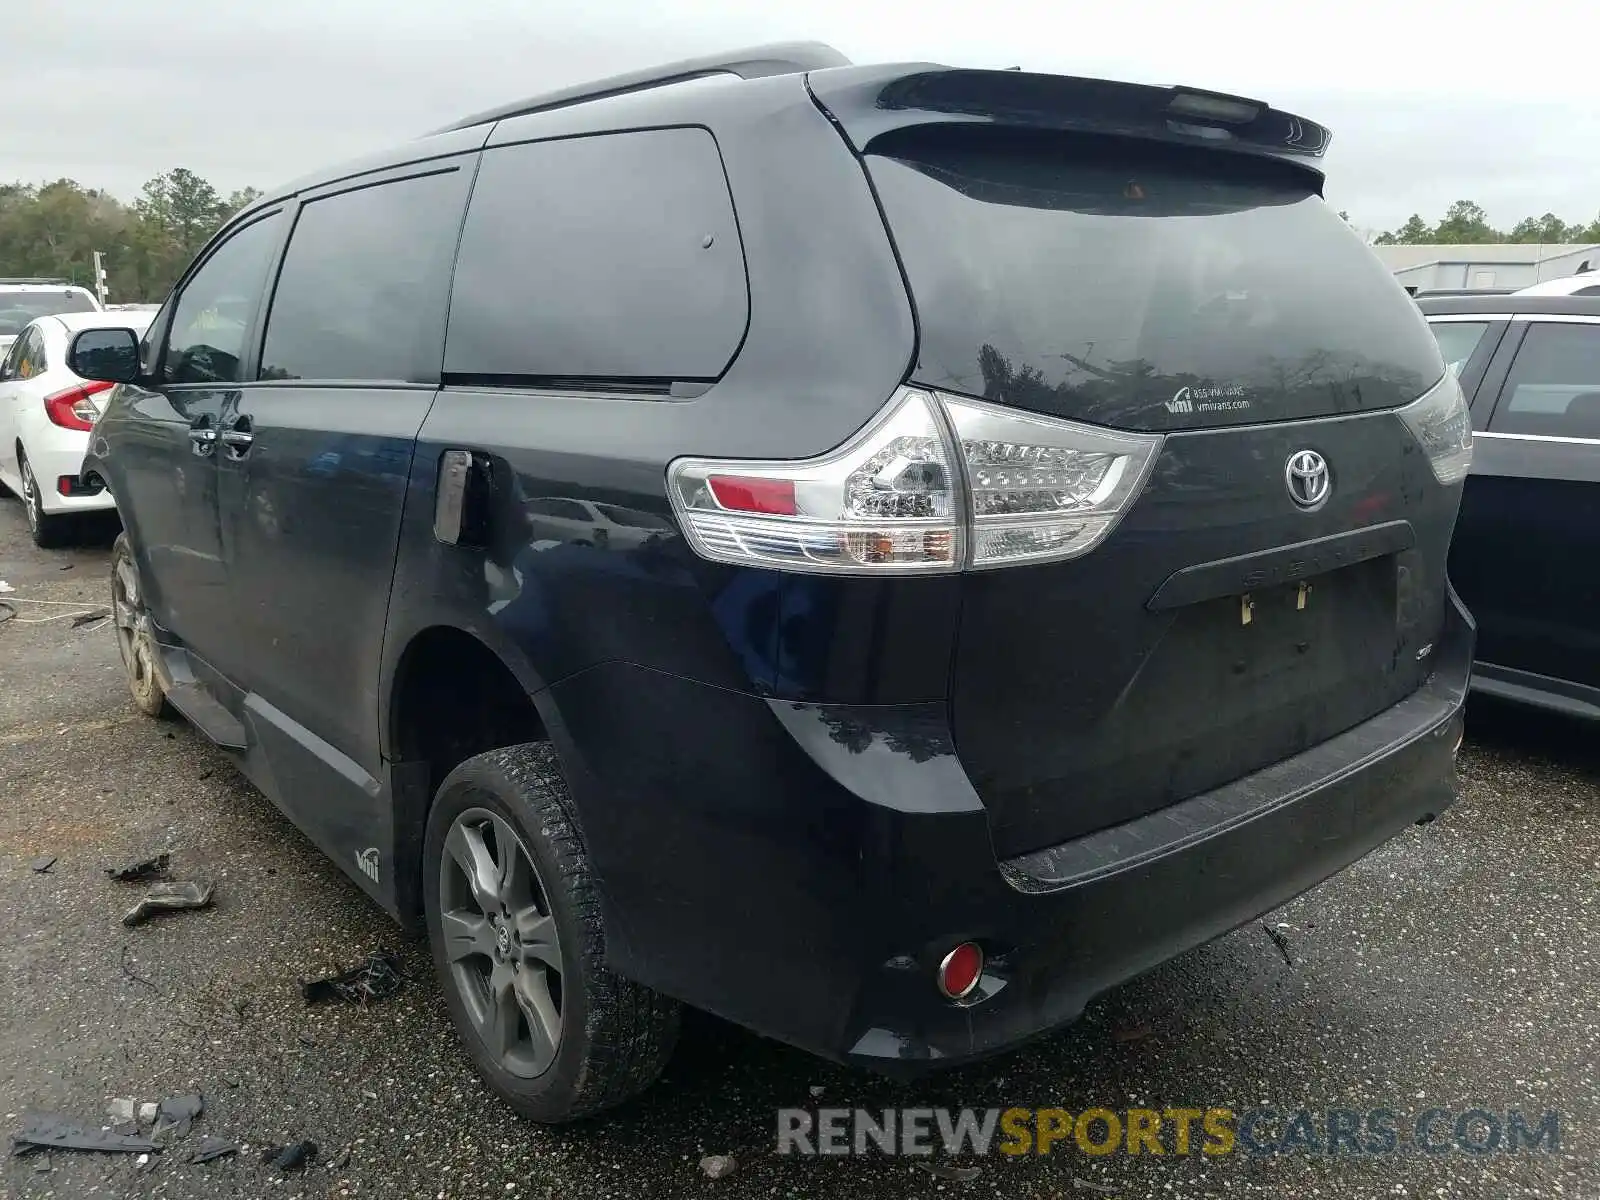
[917,1162,981,1182]
[1072,1178,1120,1196]
[119,944,162,994]
[1111,1024,1154,1044]
[106,852,170,883]
[122,880,214,927]
[9,1114,160,1156]
[138,1102,159,1124]
[359,1089,378,1102]
[136,1152,151,1167]
[1262,920,1294,967]
[71,608,111,628]
[30,1153,50,1173]
[699,1154,737,1179]
[57,563,73,571]
[261,1140,318,1171]
[302,950,403,1006]
[324,1146,352,1171]
[0,601,14,625]
[190,1136,238,1164]
[106,1098,138,1124]
[153,1093,203,1139]
[808,1085,826,1098]
[0,579,13,593]
[30,855,56,874]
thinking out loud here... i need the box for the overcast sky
[6,0,1596,237]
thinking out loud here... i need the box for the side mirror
[67,327,143,385]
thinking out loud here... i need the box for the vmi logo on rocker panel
[356,847,381,884]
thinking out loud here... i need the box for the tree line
[0,170,261,303]
[7,170,1600,300]
[1373,200,1600,246]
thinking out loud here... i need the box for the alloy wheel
[20,460,40,534]
[438,806,564,1078]
[111,552,157,694]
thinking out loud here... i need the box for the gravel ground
[0,499,1595,1200]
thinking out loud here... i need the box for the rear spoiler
[806,65,1330,180]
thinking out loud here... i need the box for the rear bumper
[550,591,1473,1072]
[28,439,115,515]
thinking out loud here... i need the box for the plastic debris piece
[30,856,55,874]
[190,1136,238,1164]
[699,1154,737,1179]
[153,1093,203,1139]
[71,608,111,628]
[917,1162,981,1182]
[106,853,170,883]
[122,880,214,927]
[261,1140,318,1170]
[106,1098,138,1124]
[301,951,403,1006]
[0,601,15,624]
[0,579,13,593]
[9,1114,160,1156]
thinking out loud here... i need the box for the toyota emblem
[1285,449,1331,510]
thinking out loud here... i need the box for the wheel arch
[384,623,550,924]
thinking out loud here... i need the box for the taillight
[1397,371,1473,486]
[669,390,962,573]
[667,388,1162,574]
[43,381,112,432]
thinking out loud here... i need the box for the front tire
[110,534,171,718]
[19,453,71,549]
[423,743,679,1122]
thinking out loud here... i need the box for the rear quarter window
[444,128,749,389]
[1427,321,1492,377]
[1491,322,1600,439]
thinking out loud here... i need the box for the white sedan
[0,310,154,547]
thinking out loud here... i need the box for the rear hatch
[822,74,1457,858]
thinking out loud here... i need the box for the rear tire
[110,534,171,719]
[19,453,72,549]
[423,742,679,1122]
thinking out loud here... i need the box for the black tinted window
[445,128,747,386]
[1428,321,1491,377]
[260,171,466,382]
[867,127,1445,431]
[164,214,283,384]
[1492,323,1600,439]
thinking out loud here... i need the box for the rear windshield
[0,289,97,336]
[866,128,1444,430]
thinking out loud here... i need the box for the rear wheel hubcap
[439,806,564,1079]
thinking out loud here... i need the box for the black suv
[69,43,1474,1122]
[1419,294,1600,719]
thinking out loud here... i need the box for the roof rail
[0,277,73,286]
[429,41,851,134]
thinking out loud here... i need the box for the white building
[1371,243,1600,293]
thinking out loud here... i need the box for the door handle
[188,418,217,457]
[220,414,254,459]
